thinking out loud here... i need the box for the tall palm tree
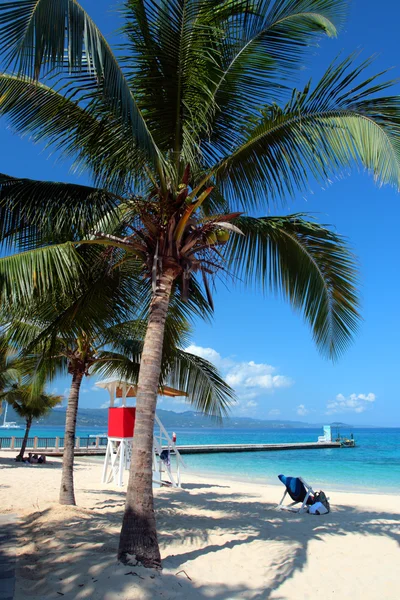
[2,382,62,461]
[0,0,400,567]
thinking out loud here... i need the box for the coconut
[206,231,217,245]
[216,229,230,244]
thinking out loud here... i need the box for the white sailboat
[0,401,21,429]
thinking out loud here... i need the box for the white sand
[1,450,399,600]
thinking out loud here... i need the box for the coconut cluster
[206,228,230,245]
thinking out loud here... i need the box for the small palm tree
[2,383,62,461]
[0,1,400,567]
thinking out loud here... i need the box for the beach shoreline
[79,453,400,496]
[1,450,399,599]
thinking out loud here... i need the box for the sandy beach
[0,450,399,600]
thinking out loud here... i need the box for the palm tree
[0,0,400,567]
[5,256,234,505]
[2,382,62,461]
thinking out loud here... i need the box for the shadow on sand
[12,483,399,600]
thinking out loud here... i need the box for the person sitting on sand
[30,454,39,464]
[37,455,46,464]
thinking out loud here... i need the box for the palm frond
[4,383,62,419]
[166,348,236,420]
[212,55,400,208]
[0,173,120,250]
[0,75,150,191]
[0,0,162,174]
[197,0,348,156]
[122,0,222,170]
[226,214,360,359]
[0,243,84,307]
[90,349,142,383]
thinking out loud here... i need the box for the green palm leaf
[0,243,83,307]
[212,55,400,207]
[196,0,347,154]
[3,383,62,418]
[122,0,223,170]
[0,173,120,249]
[166,348,235,419]
[0,0,162,174]
[226,214,359,359]
[0,75,149,190]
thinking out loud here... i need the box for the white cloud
[245,400,258,408]
[187,347,292,391]
[225,361,292,390]
[185,344,233,369]
[268,409,281,416]
[326,392,376,415]
[238,391,258,401]
[184,344,293,413]
[296,404,309,416]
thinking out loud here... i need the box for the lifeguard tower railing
[153,413,186,488]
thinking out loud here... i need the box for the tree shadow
[183,483,231,490]
[0,455,62,469]
[12,483,399,599]
[0,515,17,600]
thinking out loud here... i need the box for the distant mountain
[3,404,354,429]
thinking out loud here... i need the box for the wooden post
[76,437,80,449]
[119,440,125,487]
[10,437,15,451]
[55,437,59,451]
[95,437,99,448]
[33,436,38,450]
[109,382,116,407]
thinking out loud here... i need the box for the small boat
[0,402,22,429]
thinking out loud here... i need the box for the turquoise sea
[2,425,399,494]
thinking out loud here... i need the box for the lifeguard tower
[96,378,186,488]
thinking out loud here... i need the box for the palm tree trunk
[16,416,32,461]
[59,370,84,505]
[118,269,176,568]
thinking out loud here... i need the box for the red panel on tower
[107,407,136,438]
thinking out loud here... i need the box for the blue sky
[1,1,399,425]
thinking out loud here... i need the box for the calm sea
[2,425,399,494]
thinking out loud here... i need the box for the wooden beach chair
[277,474,315,513]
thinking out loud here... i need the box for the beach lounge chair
[277,474,315,513]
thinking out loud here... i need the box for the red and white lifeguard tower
[96,378,186,488]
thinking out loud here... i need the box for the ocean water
[2,425,399,494]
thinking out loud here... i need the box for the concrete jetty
[175,441,341,454]
[0,437,343,457]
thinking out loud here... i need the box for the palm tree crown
[0,1,399,356]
